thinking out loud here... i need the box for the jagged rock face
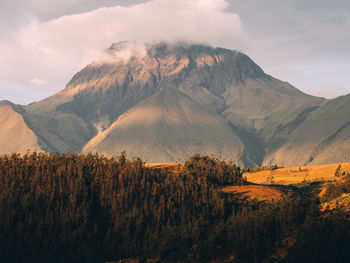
[1,42,349,166]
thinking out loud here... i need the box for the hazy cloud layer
[0,0,349,103]
[0,0,246,104]
[228,0,350,98]
[0,0,146,22]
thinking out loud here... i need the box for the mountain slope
[0,101,41,154]
[222,77,323,139]
[264,94,350,166]
[21,110,95,152]
[83,88,245,163]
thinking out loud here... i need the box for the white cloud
[0,0,246,104]
[30,78,47,85]
[94,41,148,65]
[226,0,350,98]
[24,0,246,57]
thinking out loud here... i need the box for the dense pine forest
[0,152,349,262]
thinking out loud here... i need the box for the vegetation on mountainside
[321,174,350,202]
[0,152,349,263]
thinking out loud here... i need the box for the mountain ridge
[0,42,348,166]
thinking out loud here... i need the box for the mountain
[0,101,41,154]
[264,93,350,166]
[28,42,268,127]
[82,88,244,163]
[0,42,348,166]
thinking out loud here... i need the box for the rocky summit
[1,42,349,166]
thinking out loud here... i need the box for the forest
[0,152,349,262]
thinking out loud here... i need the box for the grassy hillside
[221,185,284,202]
[245,163,350,185]
[265,94,350,166]
[147,162,350,185]
[83,89,245,163]
[0,101,41,153]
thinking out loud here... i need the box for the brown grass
[145,163,182,174]
[145,162,179,168]
[221,185,284,202]
[245,163,350,185]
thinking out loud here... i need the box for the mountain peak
[107,41,228,56]
[35,42,266,124]
[16,41,343,166]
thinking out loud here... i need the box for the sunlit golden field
[244,163,350,185]
[147,162,350,186]
[221,185,284,202]
[147,162,350,204]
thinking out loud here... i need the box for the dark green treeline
[0,152,349,262]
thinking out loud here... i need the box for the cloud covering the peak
[0,0,246,104]
[28,0,245,49]
[0,0,349,104]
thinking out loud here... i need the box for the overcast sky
[0,0,349,104]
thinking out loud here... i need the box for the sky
[0,0,349,105]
